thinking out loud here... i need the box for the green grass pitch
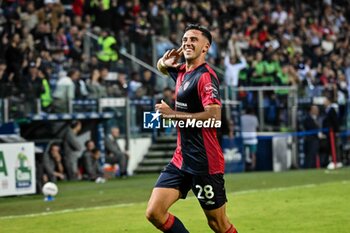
[1,168,350,233]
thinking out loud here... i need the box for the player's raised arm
[157,47,183,75]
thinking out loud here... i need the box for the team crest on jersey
[183,81,190,91]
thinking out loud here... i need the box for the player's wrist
[160,58,167,68]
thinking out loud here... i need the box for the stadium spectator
[68,37,84,67]
[80,140,104,182]
[323,96,339,134]
[72,0,84,17]
[88,0,112,29]
[0,60,14,98]
[241,107,259,171]
[86,68,107,99]
[5,33,23,86]
[104,126,129,177]
[20,27,34,53]
[97,29,119,69]
[32,21,54,51]
[337,72,349,121]
[70,68,88,99]
[0,60,5,86]
[322,96,342,168]
[39,70,53,112]
[207,27,220,63]
[228,33,249,60]
[128,71,143,99]
[97,66,124,97]
[115,72,129,97]
[345,57,350,94]
[271,4,288,25]
[52,70,75,113]
[0,33,8,61]
[141,69,156,96]
[65,25,80,51]
[250,51,269,86]
[61,120,82,180]
[224,52,247,88]
[81,55,99,75]
[303,105,321,169]
[43,142,65,182]
[130,13,154,63]
[37,0,64,33]
[19,1,38,32]
[22,61,45,114]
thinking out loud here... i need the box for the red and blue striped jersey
[166,63,224,175]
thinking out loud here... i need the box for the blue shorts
[155,163,227,210]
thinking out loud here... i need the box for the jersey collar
[179,63,207,73]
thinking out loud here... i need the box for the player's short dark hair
[184,24,212,44]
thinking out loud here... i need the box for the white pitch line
[231,183,318,196]
[0,203,138,220]
[0,180,349,220]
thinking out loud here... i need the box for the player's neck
[185,57,206,72]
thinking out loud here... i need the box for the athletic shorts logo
[143,110,162,129]
[205,200,216,205]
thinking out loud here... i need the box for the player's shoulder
[200,63,218,79]
[197,64,219,83]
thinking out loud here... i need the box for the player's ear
[202,43,210,53]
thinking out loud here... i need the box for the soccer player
[146,24,238,233]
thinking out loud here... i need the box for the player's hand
[155,100,175,118]
[161,47,183,69]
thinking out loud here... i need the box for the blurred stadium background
[0,0,350,232]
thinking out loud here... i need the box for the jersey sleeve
[197,72,221,107]
[167,67,179,82]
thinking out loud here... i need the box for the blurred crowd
[0,0,349,114]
